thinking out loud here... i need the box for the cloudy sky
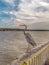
[0,0,49,28]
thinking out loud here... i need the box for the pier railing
[10,42,49,65]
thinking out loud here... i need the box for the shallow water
[0,31,49,65]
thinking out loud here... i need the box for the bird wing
[25,33,36,46]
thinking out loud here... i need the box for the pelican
[20,24,36,53]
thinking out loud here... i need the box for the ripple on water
[0,31,49,65]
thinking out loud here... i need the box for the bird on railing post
[19,24,37,54]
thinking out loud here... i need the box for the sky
[0,0,49,28]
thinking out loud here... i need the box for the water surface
[0,31,49,65]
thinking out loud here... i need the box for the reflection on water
[0,31,49,65]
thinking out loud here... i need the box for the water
[0,31,49,65]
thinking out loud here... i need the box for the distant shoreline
[0,28,49,31]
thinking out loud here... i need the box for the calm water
[0,31,49,65]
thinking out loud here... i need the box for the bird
[19,24,36,53]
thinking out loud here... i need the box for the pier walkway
[10,41,49,65]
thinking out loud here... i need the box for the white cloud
[12,0,49,26]
[5,0,14,4]
[40,2,49,6]
[1,0,49,28]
